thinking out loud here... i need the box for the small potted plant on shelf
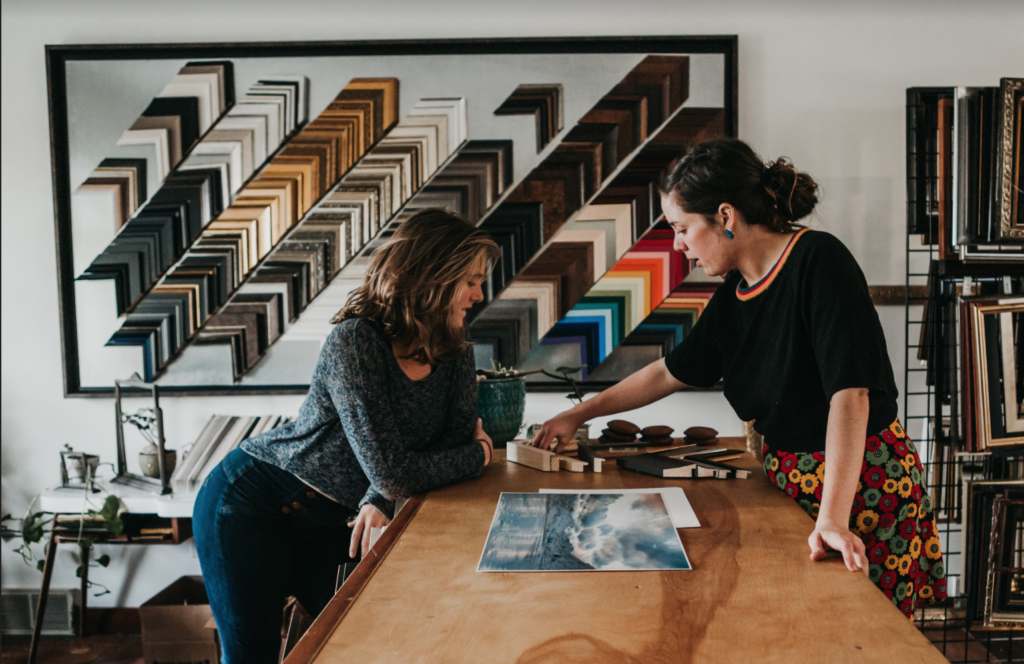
[122,407,177,478]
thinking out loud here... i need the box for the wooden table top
[287,438,947,664]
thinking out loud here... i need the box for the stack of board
[618,445,751,479]
[169,414,290,492]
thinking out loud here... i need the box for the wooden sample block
[553,454,588,473]
[506,441,558,472]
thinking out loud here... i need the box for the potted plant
[122,407,177,478]
[477,363,592,448]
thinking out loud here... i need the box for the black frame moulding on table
[47,36,738,397]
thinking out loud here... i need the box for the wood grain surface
[298,438,947,664]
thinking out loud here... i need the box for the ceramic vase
[477,376,526,447]
[138,445,177,478]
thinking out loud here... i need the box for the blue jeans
[194,448,359,664]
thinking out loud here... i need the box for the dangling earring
[725,229,735,240]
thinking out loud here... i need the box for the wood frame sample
[970,298,1024,450]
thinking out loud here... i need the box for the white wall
[3,0,1021,607]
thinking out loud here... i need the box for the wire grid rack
[906,233,1024,662]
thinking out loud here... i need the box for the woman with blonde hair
[194,209,500,663]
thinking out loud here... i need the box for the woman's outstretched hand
[808,520,869,575]
[348,503,392,559]
[530,410,583,453]
[474,418,493,466]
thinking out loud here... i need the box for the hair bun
[658,138,818,233]
[762,157,818,223]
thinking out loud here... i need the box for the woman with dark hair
[532,138,947,618]
[194,209,501,663]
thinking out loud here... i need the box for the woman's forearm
[569,359,684,423]
[818,387,870,528]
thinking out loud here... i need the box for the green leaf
[1,513,12,522]
[79,538,94,550]
[104,519,124,535]
[36,559,46,573]
[75,565,85,579]
[555,366,583,375]
[100,495,120,521]
[21,512,47,545]
[96,554,111,567]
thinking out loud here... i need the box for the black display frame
[47,35,738,397]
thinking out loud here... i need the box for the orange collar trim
[736,228,810,302]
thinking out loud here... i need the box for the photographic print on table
[49,36,737,396]
[477,492,691,572]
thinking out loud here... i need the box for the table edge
[283,493,426,664]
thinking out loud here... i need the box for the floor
[0,635,142,664]
[923,627,1024,663]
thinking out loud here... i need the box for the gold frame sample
[996,78,1023,241]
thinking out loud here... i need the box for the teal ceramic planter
[477,377,526,447]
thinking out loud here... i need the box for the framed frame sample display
[48,37,738,397]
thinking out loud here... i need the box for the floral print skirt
[761,419,947,619]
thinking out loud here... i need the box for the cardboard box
[140,576,219,664]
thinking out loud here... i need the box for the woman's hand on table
[808,520,869,575]
[474,418,493,466]
[348,503,392,558]
[530,410,583,453]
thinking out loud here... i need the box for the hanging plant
[0,451,125,597]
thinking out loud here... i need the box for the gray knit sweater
[241,317,485,518]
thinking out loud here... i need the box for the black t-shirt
[664,229,898,453]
